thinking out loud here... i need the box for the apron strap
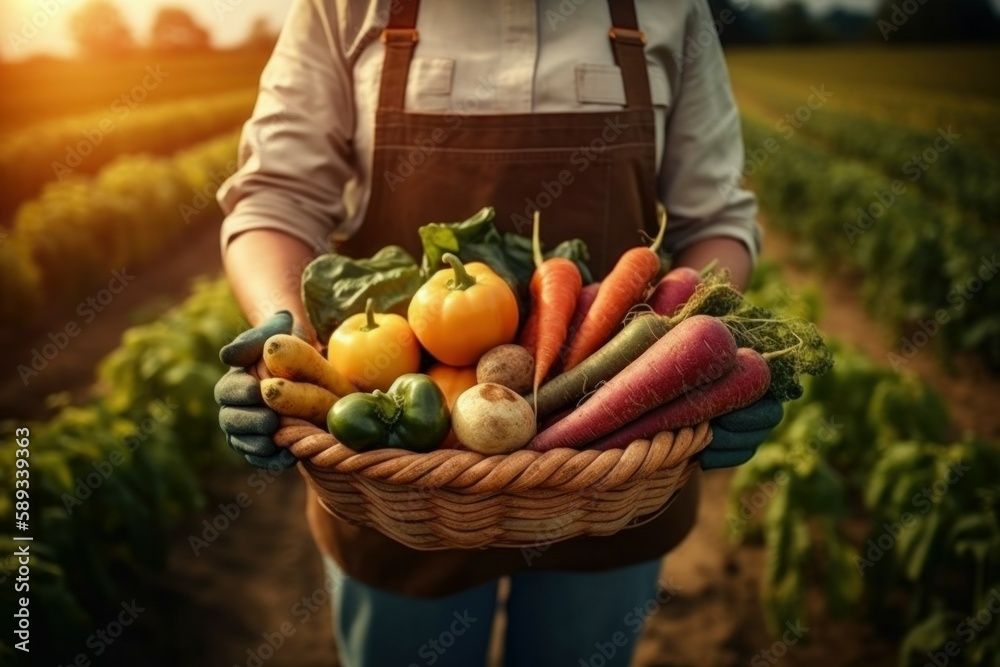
[608,1,652,108]
[377,0,421,111]
[376,0,651,111]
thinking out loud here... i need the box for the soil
[11,221,994,666]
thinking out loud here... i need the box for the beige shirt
[218,0,760,261]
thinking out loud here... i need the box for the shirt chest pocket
[404,57,455,111]
[574,63,671,109]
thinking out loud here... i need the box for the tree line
[709,0,1000,44]
[67,0,277,58]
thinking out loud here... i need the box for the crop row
[0,90,254,218]
[0,278,248,664]
[0,131,239,324]
[735,262,1000,665]
[734,80,999,224]
[741,114,1000,369]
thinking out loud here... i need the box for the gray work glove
[215,311,297,469]
[700,394,784,470]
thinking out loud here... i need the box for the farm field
[0,50,269,132]
[0,44,998,667]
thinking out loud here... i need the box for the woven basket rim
[275,418,712,494]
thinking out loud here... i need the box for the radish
[526,315,737,451]
[647,267,700,316]
[587,348,771,451]
[532,314,671,419]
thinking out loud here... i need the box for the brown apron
[309,0,701,597]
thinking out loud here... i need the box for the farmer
[215,0,780,665]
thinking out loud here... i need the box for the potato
[452,383,536,454]
[476,344,534,394]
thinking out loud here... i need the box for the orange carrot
[561,210,667,371]
[528,212,582,400]
[518,310,539,357]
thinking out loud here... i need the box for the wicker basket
[274,418,712,550]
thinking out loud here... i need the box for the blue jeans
[323,555,667,667]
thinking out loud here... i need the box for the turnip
[452,383,536,454]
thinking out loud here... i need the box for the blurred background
[0,0,998,665]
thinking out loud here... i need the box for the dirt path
[0,221,224,421]
[153,465,897,667]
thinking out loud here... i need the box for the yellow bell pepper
[327,298,421,392]
[408,254,519,366]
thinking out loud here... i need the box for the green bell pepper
[327,373,450,452]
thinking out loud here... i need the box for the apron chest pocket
[406,57,455,110]
[575,63,672,109]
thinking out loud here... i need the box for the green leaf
[301,245,422,341]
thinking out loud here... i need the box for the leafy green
[418,207,593,299]
[301,246,423,342]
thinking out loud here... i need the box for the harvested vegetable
[263,334,355,397]
[327,298,421,392]
[518,311,539,356]
[562,210,667,370]
[426,364,478,410]
[527,315,737,452]
[647,266,700,316]
[261,378,338,425]
[419,207,593,308]
[533,315,672,419]
[452,383,536,454]
[408,253,519,366]
[664,273,835,400]
[301,246,423,343]
[426,363,478,448]
[525,212,582,399]
[326,374,450,453]
[566,282,601,346]
[476,344,534,395]
[587,348,771,450]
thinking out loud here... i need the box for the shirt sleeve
[657,0,762,265]
[217,0,355,254]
